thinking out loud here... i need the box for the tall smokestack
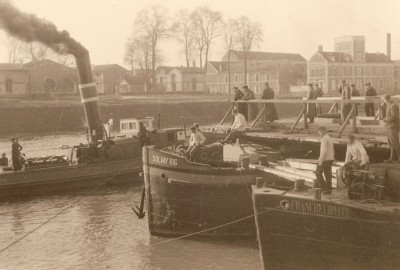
[0,0,104,144]
[318,45,323,52]
[387,33,391,60]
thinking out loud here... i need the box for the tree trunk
[185,42,190,67]
[228,51,231,102]
[204,45,209,72]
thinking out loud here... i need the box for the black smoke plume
[0,0,86,55]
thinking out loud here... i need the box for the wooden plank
[338,105,356,135]
[219,104,234,125]
[290,107,305,132]
[251,104,265,128]
[250,164,313,184]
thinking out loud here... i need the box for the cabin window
[129,122,137,130]
[5,79,12,93]
[121,123,129,130]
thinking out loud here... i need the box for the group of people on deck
[234,82,278,123]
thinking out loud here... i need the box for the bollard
[259,155,268,166]
[294,179,305,191]
[256,177,264,188]
[314,188,322,200]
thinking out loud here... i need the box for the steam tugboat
[252,162,400,270]
[142,142,284,237]
[0,51,183,198]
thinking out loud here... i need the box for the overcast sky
[0,0,399,67]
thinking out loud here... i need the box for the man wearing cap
[345,134,369,166]
[260,82,278,123]
[220,108,247,144]
[11,138,23,171]
[365,82,377,117]
[307,83,317,124]
[242,85,257,121]
[316,127,335,193]
[187,125,206,160]
[315,83,324,114]
[381,94,400,163]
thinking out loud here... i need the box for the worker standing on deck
[316,127,335,194]
[306,84,317,124]
[345,134,369,166]
[261,82,278,123]
[342,85,353,120]
[233,87,246,117]
[139,122,149,147]
[219,108,247,144]
[187,126,206,160]
[242,85,257,121]
[0,153,8,166]
[315,83,324,114]
[381,94,400,163]
[365,82,377,117]
[11,138,22,171]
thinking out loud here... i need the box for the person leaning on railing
[381,94,400,163]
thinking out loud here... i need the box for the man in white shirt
[345,134,369,166]
[219,108,247,144]
[316,127,335,193]
[187,125,206,160]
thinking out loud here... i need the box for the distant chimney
[318,45,323,52]
[192,61,196,67]
[387,33,391,60]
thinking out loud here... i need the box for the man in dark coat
[307,83,317,123]
[242,85,257,121]
[382,94,400,163]
[365,82,377,117]
[315,83,324,114]
[233,87,246,118]
[11,138,23,171]
[261,82,278,122]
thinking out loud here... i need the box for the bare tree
[190,6,223,70]
[124,35,152,92]
[23,42,50,62]
[4,36,23,63]
[172,9,195,67]
[234,16,263,84]
[133,6,169,90]
[223,19,239,101]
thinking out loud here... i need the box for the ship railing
[220,96,400,135]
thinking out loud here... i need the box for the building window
[255,84,261,93]
[357,79,363,90]
[379,79,383,89]
[234,74,238,83]
[160,77,164,84]
[255,73,260,82]
[346,67,351,76]
[224,75,228,83]
[310,68,316,77]
[338,68,344,77]
[192,78,197,91]
[356,67,362,76]
[387,79,391,89]
[331,67,337,76]
[331,79,336,91]
[319,80,325,90]
[387,67,392,76]
[317,68,325,76]
[265,72,271,82]
[366,68,371,76]
[377,67,382,76]
[5,79,12,93]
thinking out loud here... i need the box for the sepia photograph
[0,0,399,269]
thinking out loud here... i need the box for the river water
[0,133,261,270]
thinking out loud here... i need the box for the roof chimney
[387,33,391,60]
[318,45,323,52]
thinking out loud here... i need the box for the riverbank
[0,97,303,135]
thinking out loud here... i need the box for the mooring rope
[0,162,134,254]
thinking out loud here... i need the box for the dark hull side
[0,158,142,199]
[143,146,263,237]
[253,191,400,270]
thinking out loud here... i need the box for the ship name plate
[152,154,178,167]
[286,199,350,219]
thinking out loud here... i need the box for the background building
[155,66,205,92]
[24,60,78,95]
[93,64,129,95]
[206,50,307,95]
[308,35,395,94]
[0,63,29,95]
